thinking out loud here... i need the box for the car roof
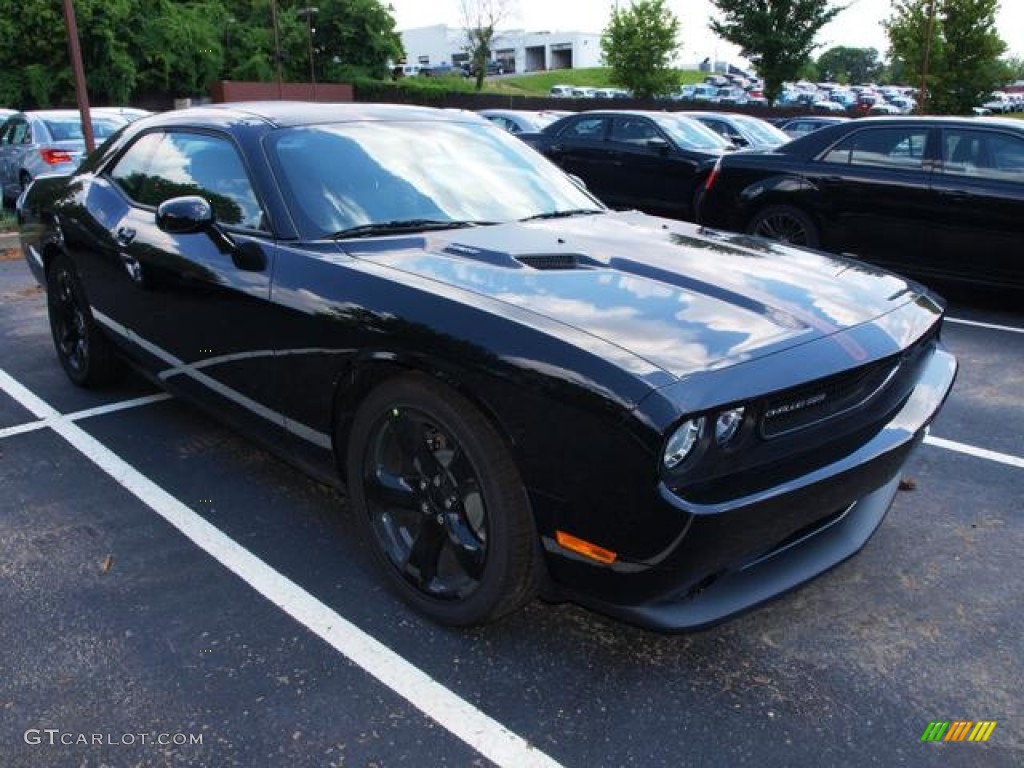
[138,101,481,130]
[775,114,1024,156]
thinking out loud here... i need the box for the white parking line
[946,317,1024,335]
[924,435,1024,469]
[0,368,563,768]
[0,392,172,440]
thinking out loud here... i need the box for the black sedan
[520,110,731,220]
[699,116,1024,291]
[19,103,956,631]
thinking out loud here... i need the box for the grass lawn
[0,209,16,232]
[485,68,706,96]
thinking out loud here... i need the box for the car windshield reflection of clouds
[270,121,597,238]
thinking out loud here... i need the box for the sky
[388,0,1024,66]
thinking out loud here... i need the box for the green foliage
[0,0,403,107]
[0,208,16,232]
[1000,56,1024,82]
[816,47,883,84]
[601,0,681,98]
[709,0,842,102]
[886,0,1007,114]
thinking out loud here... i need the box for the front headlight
[715,407,745,446]
[663,417,704,469]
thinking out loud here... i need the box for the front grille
[761,358,900,438]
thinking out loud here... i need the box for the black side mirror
[647,137,670,154]
[156,195,214,235]
[156,195,245,261]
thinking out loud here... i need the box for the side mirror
[156,195,214,235]
[732,136,750,148]
[646,137,670,154]
[156,195,244,260]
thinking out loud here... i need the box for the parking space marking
[0,368,563,768]
[0,393,171,441]
[946,317,1024,334]
[924,435,1024,469]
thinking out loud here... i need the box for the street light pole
[299,6,319,101]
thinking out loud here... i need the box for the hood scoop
[515,252,598,271]
[438,241,598,271]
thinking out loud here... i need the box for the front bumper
[553,344,957,631]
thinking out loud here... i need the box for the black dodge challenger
[18,102,957,631]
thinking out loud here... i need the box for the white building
[399,25,603,74]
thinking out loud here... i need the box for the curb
[0,231,20,250]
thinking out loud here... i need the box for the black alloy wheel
[747,204,821,248]
[47,254,118,387]
[346,375,538,626]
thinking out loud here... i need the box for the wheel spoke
[443,513,485,579]
[404,521,446,587]
[391,410,445,478]
[365,465,418,510]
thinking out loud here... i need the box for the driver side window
[109,131,267,231]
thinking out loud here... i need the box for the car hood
[338,211,928,380]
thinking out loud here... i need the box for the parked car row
[980,91,1024,114]
[549,85,631,99]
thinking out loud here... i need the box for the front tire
[345,374,539,626]
[47,254,119,387]
[747,204,820,248]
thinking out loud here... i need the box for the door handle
[115,226,136,246]
[938,189,970,200]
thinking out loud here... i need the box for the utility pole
[299,7,319,101]
[271,0,284,98]
[919,0,937,114]
[62,0,94,152]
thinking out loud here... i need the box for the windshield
[267,119,602,238]
[43,117,125,141]
[653,115,730,151]
[733,115,790,145]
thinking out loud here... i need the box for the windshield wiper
[331,219,495,240]
[518,208,604,222]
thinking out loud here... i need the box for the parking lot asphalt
[1,249,1021,768]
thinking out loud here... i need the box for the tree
[1000,56,1024,82]
[816,46,883,84]
[886,0,1007,114]
[313,0,404,81]
[460,0,514,91]
[708,0,842,102]
[601,0,681,98]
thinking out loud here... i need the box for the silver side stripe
[92,310,333,450]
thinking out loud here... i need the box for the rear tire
[746,204,820,248]
[47,254,119,387]
[345,374,539,626]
